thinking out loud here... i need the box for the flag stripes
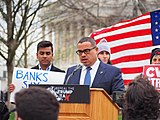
[89,10,160,85]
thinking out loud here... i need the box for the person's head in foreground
[97,39,111,64]
[124,74,160,120]
[150,48,160,64]
[15,87,59,120]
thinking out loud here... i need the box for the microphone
[65,64,82,84]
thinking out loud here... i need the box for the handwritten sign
[10,67,65,102]
[143,65,160,91]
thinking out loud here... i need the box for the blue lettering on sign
[30,82,40,85]
[22,81,40,88]
[16,70,23,79]
[15,70,50,89]
[23,81,28,88]
[36,72,42,81]
[30,72,35,80]
[16,70,49,83]
[23,72,29,80]
[42,73,48,82]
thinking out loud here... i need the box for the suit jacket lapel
[92,62,105,87]
[73,69,82,84]
[50,64,54,71]
[68,67,82,84]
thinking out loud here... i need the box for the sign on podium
[30,84,90,103]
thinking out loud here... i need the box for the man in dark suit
[9,40,65,92]
[31,40,65,73]
[64,37,124,95]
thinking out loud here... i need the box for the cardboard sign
[10,67,65,103]
[30,84,90,103]
[143,65,160,90]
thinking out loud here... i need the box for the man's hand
[9,84,15,93]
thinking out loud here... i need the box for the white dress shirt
[80,59,100,87]
[38,64,52,71]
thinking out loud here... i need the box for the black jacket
[31,64,65,73]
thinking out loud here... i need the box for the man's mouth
[81,58,88,63]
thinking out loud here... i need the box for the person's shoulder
[68,65,77,69]
[31,65,39,69]
[101,62,120,70]
[66,65,79,72]
[51,64,65,73]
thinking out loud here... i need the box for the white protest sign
[10,67,65,102]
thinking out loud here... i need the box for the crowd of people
[1,37,160,120]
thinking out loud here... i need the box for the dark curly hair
[15,87,59,120]
[123,75,160,120]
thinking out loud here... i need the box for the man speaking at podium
[64,37,124,95]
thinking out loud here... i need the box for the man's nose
[43,53,47,57]
[103,54,107,57]
[81,52,86,56]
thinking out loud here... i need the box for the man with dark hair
[64,37,124,95]
[31,40,65,72]
[10,40,65,92]
[123,75,160,120]
[15,87,59,120]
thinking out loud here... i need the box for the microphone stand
[65,64,82,84]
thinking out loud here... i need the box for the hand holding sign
[10,67,65,102]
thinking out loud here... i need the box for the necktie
[84,67,92,85]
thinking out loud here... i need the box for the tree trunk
[24,29,28,68]
[6,49,15,109]
[7,58,14,85]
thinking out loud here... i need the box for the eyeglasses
[76,46,96,55]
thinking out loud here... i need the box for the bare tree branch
[0,51,7,61]
[15,40,37,66]
[16,0,48,48]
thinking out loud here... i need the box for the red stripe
[124,80,132,85]
[118,12,149,24]
[94,29,151,43]
[108,29,151,42]
[106,18,150,33]
[89,11,153,86]
[121,66,143,74]
[112,53,150,64]
[90,13,150,39]
[111,41,152,53]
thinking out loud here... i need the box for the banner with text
[143,65,160,91]
[10,67,65,102]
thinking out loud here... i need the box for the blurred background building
[38,0,159,69]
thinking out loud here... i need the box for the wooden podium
[58,88,120,120]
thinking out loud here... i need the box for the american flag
[89,10,160,85]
